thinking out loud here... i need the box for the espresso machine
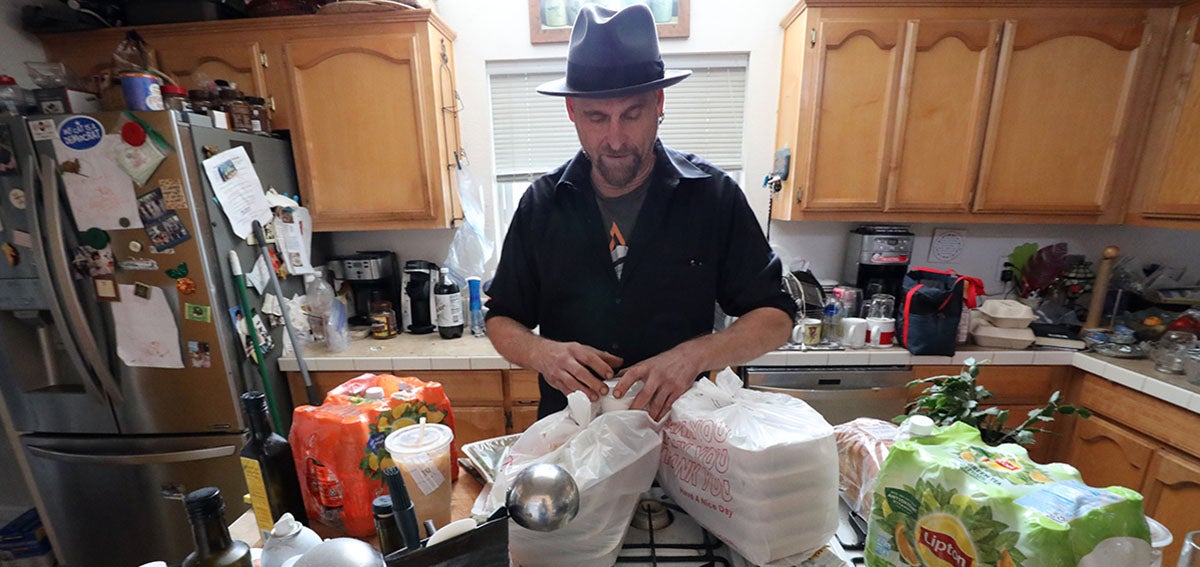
[842,226,914,314]
[401,260,439,334]
[329,251,398,325]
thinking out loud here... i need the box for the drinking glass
[1179,530,1200,567]
[865,294,895,319]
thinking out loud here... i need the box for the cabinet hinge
[796,187,803,204]
[505,411,514,431]
[267,96,276,112]
[259,52,269,68]
[810,28,817,47]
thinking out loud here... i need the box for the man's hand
[531,341,623,402]
[611,345,703,421]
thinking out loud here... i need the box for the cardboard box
[0,509,55,567]
[32,88,100,115]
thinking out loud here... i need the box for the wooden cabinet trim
[1010,19,1148,51]
[822,20,904,48]
[913,19,1000,51]
[1075,372,1200,459]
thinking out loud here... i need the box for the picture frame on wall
[528,0,690,44]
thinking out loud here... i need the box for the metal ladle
[505,463,580,532]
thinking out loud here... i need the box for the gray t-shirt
[595,180,650,280]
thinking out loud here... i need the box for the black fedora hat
[537,3,691,98]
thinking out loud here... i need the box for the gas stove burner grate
[617,500,729,566]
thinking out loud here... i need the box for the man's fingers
[578,351,617,391]
[564,360,607,399]
[613,367,645,399]
[597,351,624,370]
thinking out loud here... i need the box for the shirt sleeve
[484,188,541,329]
[714,177,797,321]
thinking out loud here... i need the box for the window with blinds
[488,54,749,230]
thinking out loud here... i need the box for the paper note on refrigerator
[52,135,144,231]
[201,146,272,239]
[110,284,183,368]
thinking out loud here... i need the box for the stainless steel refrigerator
[0,111,302,566]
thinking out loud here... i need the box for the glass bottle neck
[191,513,233,555]
[245,407,273,441]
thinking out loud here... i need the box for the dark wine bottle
[182,487,253,567]
[434,267,464,339]
[240,391,308,534]
[373,495,404,557]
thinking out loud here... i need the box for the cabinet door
[155,42,266,100]
[1063,414,1156,490]
[452,407,508,446]
[1136,9,1200,220]
[510,405,539,435]
[973,17,1148,215]
[282,32,447,230]
[801,18,905,211]
[1141,449,1200,566]
[887,20,1000,212]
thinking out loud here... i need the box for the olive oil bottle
[182,487,252,567]
[240,391,308,534]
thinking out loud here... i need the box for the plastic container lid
[1146,515,1173,549]
[907,415,935,437]
[385,422,454,457]
[0,76,15,85]
[161,84,186,96]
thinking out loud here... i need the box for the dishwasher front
[741,365,913,425]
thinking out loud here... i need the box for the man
[486,4,795,421]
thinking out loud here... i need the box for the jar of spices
[218,88,254,133]
[162,85,189,112]
[246,96,271,135]
[187,89,213,115]
[370,299,397,339]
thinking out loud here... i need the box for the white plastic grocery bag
[482,392,663,567]
[658,369,840,565]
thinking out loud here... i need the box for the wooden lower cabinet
[1141,449,1200,564]
[510,405,540,434]
[1062,414,1156,490]
[451,406,508,446]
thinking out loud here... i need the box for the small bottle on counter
[181,487,253,567]
[162,84,190,112]
[434,267,464,339]
[370,295,398,339]
[239,391,308,536]
[467,276,485,337]
[218,88,254,133]
[373,495,405,557]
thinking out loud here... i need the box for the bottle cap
[373,495,394,517]
[365,386,385,400]
[907,415,935,437]
[240,391,268,414]
[184,487,224,517]
[269,512,303,538]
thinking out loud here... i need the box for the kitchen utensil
[294,538,383,567]
[382,466,422,552]
[505,463,580,532]
[840,317,867,349]
[800,318,822,346]
[425,518,477,548]
[229,250,284,432]
[1150,331,1197,374]
[1082,245,1120,335]
[252,220,319,405]
[1146,516,1172,567]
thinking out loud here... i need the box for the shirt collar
[554,139,710,192]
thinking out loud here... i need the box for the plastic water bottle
[305,269,349,352]
[467,277,485,337]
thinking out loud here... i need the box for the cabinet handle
[810,28,817,48]
[267,96,276,112]
[259,52,269,68]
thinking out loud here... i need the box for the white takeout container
[976,300,1037,329]
[971,316,1036,349]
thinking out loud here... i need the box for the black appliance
[841,225,914,312]
[331,251,398,325]
[402,260,438,335]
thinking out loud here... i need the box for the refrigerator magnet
[175,276,196,295]
[136,188,169,224]
[164,262,188,279]
[2,243,18,266]
[133,282,153,299]
[58,116,104,151]
[121,122,147,147]
[28,118,55,141]
[128,240,143,253]
[11,230,31,249]
[187,341,211,368]
[8,189,26,210]
[115,137,167,186]
[159,179,188,210]
[94,275,120,302]
[117,257,158,271]
[185,303,212,323]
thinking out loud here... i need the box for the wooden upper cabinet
[1131,5,1200,224]
[888,19,1000,212]
[283,31,442,229]
[802,18,905,212]
[1141,449,1200,566]
[973,17,1149,215]
[155,42,265,99]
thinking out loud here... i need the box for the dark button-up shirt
[486,141,796,416]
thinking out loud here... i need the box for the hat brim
[535,69,692,98]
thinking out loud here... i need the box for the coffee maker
[329,251,398,325]
[401,260,439,334]
[842,225,914,312]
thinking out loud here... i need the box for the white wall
[1,2,48,87]
[330,0,796,265]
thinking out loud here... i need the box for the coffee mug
[841,317,868,348]
[866,317,896,348]
[800,318,822,346]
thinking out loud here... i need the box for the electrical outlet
[995,255,1010,283]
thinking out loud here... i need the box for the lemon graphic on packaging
[894,523,920,565]
[916,512,978,567]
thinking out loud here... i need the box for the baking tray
[461,434,521,485]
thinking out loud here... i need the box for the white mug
[866,317,896,348]
[841,317,868,349]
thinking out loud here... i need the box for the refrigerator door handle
[26,443,236,465]
[36,155,125,403]
[24,155,105,402]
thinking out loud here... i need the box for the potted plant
[896,358,1090,447]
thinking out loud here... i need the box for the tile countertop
[279,336,1200,415]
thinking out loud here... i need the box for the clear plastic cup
[384,423,454,529]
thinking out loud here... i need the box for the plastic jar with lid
[246,96,272,135]
[370,300,397,339]
[162,85,189,112]
[218,89,254,133]
[0,75,36,116]
[188,90,214,115]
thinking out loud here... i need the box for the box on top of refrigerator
[0,508,54,567]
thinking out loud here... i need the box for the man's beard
[594,148,645,188]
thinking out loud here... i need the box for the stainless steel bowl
[506,463,580,532]
[294,538,382,567]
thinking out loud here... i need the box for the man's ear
[565,97,576,122]
[655,90,664,115]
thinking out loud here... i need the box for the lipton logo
[919,527,974,567]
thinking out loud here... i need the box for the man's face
[566,90,664,191]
